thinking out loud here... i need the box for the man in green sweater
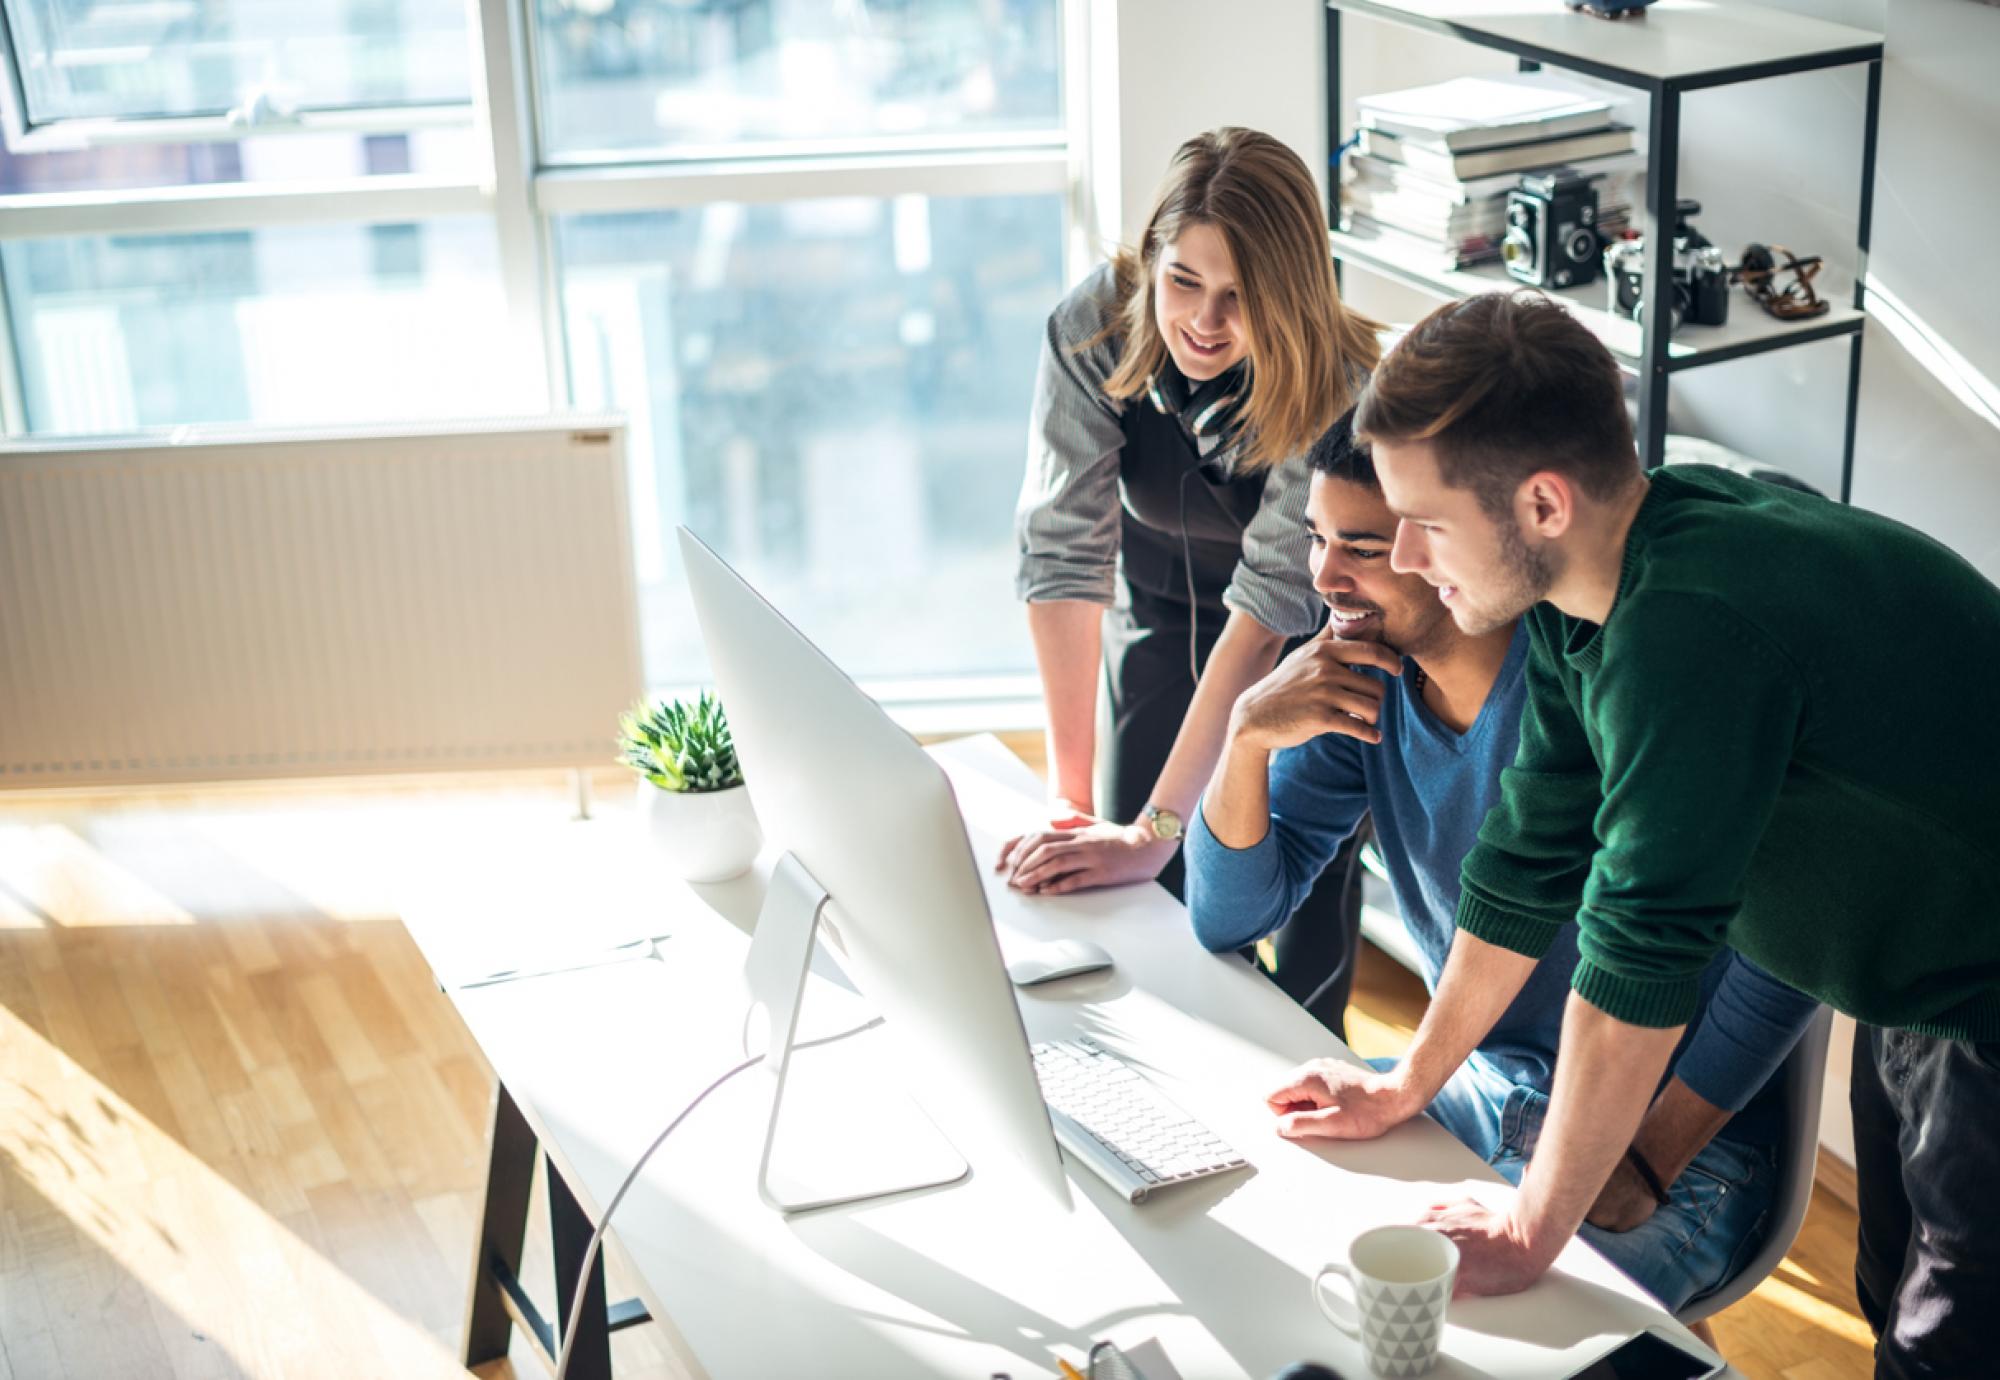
[1293,291,2000,1377]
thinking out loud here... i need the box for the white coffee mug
[1312,1225,1459,1377]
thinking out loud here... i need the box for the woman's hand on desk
[1265,1058,1423,1141]
[996,819,1177,894]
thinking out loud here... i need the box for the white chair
[1677,1005,1836,1325]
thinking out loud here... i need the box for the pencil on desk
[1057,1359,1087,1380]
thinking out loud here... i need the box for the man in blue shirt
[1185,411,1821,1312]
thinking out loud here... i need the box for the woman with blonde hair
[1002,127,1381,1015]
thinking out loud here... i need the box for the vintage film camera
[1604,199,1731,332]
[1501,167,1602,290]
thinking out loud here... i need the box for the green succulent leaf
[613,689,744,793]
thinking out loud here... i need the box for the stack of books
[1341,77,1639,270]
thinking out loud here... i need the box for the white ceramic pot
[638,780,763,883]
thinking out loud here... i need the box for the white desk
[400,735,1735,1380]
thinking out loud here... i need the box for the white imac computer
[678,526,1072,1214]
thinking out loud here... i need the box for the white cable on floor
[549,1013,886,1380]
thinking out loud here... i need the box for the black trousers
[1850,1023,2000,1379]
[1098,585,1362,1037]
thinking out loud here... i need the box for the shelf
[1331,225,1864,374]
[1329,0,1882,91]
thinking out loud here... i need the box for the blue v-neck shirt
[1185,624,1817,1147]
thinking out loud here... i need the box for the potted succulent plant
[618,690,763,882]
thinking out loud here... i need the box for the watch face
[1150,806,1183,841]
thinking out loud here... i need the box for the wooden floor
[0,760,1874,1379]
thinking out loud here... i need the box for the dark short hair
[1353,291,1639,515]
[1306,405,1378,489]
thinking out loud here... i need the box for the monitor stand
[744,852,971,1213]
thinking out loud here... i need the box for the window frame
[0,0,1091,717]
[0,0,481,150]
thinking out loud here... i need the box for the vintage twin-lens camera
[1502,167,1602,290]
[1604,199,1731,332]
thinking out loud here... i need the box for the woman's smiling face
[1154,222,1250,381]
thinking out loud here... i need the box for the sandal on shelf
[1735,243,1832,321]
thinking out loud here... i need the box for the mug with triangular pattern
[1312,1225,1459,1377]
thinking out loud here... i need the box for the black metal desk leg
[548,1150,615,1380]
[464,1082,539,1366]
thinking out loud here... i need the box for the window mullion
[0,177,490,240]
[471,0,557,412]
[532,148,1070,218]
[0,260,27,436]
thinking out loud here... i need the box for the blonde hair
[1099,127,1382,471]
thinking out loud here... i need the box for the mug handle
[1312,1262,1361,1337]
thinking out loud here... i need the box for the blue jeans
[1372,1056,1778,1313]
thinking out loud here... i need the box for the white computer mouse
[1005,937,1115,987]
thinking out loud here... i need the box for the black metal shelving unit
[1325,0,1884,500]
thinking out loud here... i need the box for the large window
[534,0,1061,158]
[558,190,1060,686]
[6,219,508,431]
[0,0,1071,701]
[4,0,472,123]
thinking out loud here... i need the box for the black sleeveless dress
[1102,376,1363,1032]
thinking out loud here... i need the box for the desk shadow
[1444,1271,1645,1351]
[784,1161,1501,1380]
[1079,1172,1501,1379]
[1070,1009,1455,1190]
[1016,967,1133,1005]
[1086,1170,1626,1372]
[786,1209,1191,1378]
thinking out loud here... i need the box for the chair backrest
[1677,1005,1836,1324]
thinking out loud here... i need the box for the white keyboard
[1032,1034,1248,1203]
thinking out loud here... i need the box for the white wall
[1846,0,2000,575]
[1082,0,1329,255]
[1811,0,2000,1172]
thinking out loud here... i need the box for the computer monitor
[678,526,1071,1214]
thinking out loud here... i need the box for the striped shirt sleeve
[1224,449,1323,639]
[1014,265,1127,607]
[1227,361,1375,638]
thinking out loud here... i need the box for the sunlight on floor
[1749,1266,1876,1348]
[0,824,196,927]
[0,996,464,1375]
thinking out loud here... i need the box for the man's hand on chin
[1418,1196,1556,1297]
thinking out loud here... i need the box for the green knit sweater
[1456,464,2000,1040]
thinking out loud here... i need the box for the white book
[1346,150,1644,202]
[1361,125,1636,180]
[1340,215,1505,270]
[1356,76,1615,150]
[1364,109,1616,153]
[1347,155,1524,204]
[1341,184,1509,237]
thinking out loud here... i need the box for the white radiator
[0,418,644,789]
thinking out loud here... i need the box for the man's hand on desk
[996,818,1177,895]
[1417,1197,1554,1297]
[1266,1058,1424,1141]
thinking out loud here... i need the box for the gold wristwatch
[1143,803,1184,842]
